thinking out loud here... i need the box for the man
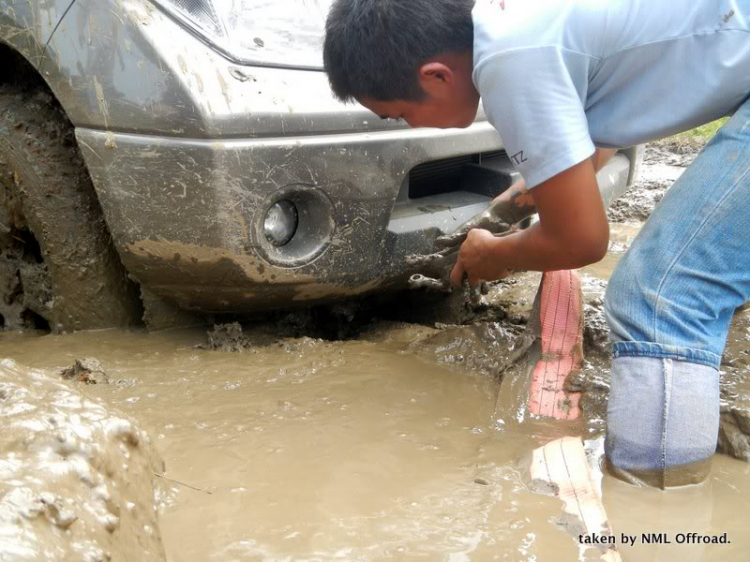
[323,0,750,488]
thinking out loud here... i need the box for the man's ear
[418,62,455,94]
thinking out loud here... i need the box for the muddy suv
[0,0,641,332]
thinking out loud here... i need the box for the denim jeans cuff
[611,341,721,370]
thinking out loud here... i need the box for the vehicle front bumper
[76,123,508,312]
[76,125,636,313]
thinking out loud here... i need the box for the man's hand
[434,178,534,252]
[448,157,609,282]
[405,179,531,290]
[433,148,613,254]
[450,229,511,286]
[410,149,614,291]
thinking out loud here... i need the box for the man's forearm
[489,154,611,272]
[490,220,609,273]
[449,155,611,285]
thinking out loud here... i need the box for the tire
[0,86,142,332]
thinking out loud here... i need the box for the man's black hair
[324,0,475,103]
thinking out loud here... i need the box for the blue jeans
[603,96,750,487]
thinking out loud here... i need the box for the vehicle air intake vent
[408,150,508,199]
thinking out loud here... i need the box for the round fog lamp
[264,200,298,246]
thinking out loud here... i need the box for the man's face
[359,54,480,129]
[360,94,478,129]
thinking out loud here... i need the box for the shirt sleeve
[474,46,596,188]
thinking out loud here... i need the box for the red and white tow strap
[530,437,622,561]
[528,270,584,420]
[524,271,620,560]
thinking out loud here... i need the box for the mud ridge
[0,359,166,561]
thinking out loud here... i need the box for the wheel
[0,85,142,331]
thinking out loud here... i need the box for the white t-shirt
[473,0,750,187]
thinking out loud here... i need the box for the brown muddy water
[3,261,750,561]
[3,151,750,561]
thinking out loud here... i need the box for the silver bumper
[76,123,513,312]
[77,124,634,312]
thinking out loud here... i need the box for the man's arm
[434,148,615,253]
[450,153,610,285]
[505,156,610,269]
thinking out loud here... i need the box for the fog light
[264,200,298,246]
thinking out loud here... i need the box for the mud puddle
[2,327,579,560]
[3,306,750,560]
[3,144,750,560]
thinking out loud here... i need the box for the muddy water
[3,300,750,560]
[581,223,643,282]
[0,358,166,561]
[1,327,575,560]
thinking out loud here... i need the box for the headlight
[150,0,333,69]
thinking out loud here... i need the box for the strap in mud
[528,270,584,420]
[530,436,622,561]
[492,269,585,424]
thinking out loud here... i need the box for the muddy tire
[0,86,142,331]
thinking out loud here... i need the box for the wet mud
[3,306,750,560]
[718,307,750,462]
[0,359,165,561]
[608,144,694,224]
[2,143,750,560]
[0,210,52,331]
[59,358,110,385]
